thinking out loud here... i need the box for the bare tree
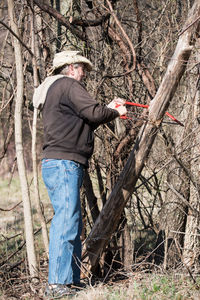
[30,2,49,258]
[7,0,37,277]
[183,40,200,269]
[85,0,200,272]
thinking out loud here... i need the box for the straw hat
[50,50,93,74]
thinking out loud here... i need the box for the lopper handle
[125,101,184,126]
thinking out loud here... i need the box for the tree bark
[30,1,49,259]
[7,0,37,276]
[85,0,200,272]
[182,39,200,269]
[83,169,100,224]
[158,118,192,268]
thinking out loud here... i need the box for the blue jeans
[42,159,84,284]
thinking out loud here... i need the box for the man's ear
[69,64,74,75]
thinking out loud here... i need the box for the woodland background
[0,0,200,299]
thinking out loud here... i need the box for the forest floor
[1,175,200,299]
[1,266,200,299]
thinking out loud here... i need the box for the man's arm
[68,81,126,125]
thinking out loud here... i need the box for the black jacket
[42,77,119,167]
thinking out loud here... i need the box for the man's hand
[107,97,126,109]
[107,97,127,116]
[114,105,127,116]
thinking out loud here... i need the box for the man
[33,50,127,299]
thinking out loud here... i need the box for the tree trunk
[85,0,200,272]
[120,220,133,272]
[30,1,49,258]
[7,0,37,276]
[83,169,100,224]
[158,113,192,268]
[182,40,200,270]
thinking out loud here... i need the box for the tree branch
[0,19,34,56]
[29,0,85,40]
[71,14,110,27]
[30,0,108,41]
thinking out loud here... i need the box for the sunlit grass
[0,173,51,262]
[72,274,200,300]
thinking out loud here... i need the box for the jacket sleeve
[68,81,119,125]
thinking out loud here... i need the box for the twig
[178,16,200,36]
[174,237,200,289]
[0,232,22,242]
[170,230,200,237]
[0,201,22,211]
[105,0,136,71]
[0,218,52,268]
[0,20,34,56]
[166,182,198,217]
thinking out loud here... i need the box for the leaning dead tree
[85,0,200,272]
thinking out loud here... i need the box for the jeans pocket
[64,160,81,171]
[63,161,84,187]
[42,160,60,191]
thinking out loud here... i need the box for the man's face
[73,63,85,82]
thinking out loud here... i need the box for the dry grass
[72,274,200,300]
[1,267,200,300]
[1,175,200,299]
